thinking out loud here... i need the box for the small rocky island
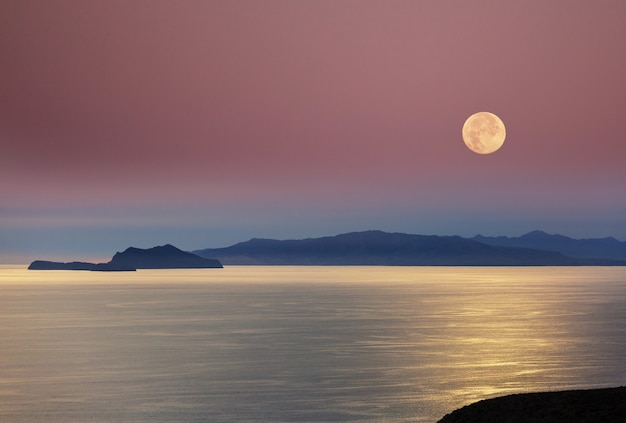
[28,244,223,271]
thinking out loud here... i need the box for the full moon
[462,112,506,154]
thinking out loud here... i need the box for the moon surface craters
[462,112,506,154]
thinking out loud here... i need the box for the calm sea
[0,266,624,422]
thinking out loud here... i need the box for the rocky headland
[28,244,222,271]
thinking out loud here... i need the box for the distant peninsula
[194,230,626,266]
[29,244,223,271]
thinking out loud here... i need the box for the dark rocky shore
[437,386,626,423]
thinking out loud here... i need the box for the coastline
[437,386,626,423]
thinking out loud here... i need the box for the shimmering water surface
[1,266,625,422]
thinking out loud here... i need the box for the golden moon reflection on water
[462,112,506,154]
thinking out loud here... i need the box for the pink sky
[1,0,625,262]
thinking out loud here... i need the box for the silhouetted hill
[437,386,626,423]
[28,244,222,271]
[194,230,626,266]
[474,230,626,260]
[110,244,222,269]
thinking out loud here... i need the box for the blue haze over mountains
[194,230,626,266]
[473,230,626,261]
[28,230,626,269]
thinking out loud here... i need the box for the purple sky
[1,0,625,262]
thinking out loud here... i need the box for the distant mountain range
[473,230,626,261]
[29,244,223,271]
[194,230,626,266]
[28,231,626,270]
